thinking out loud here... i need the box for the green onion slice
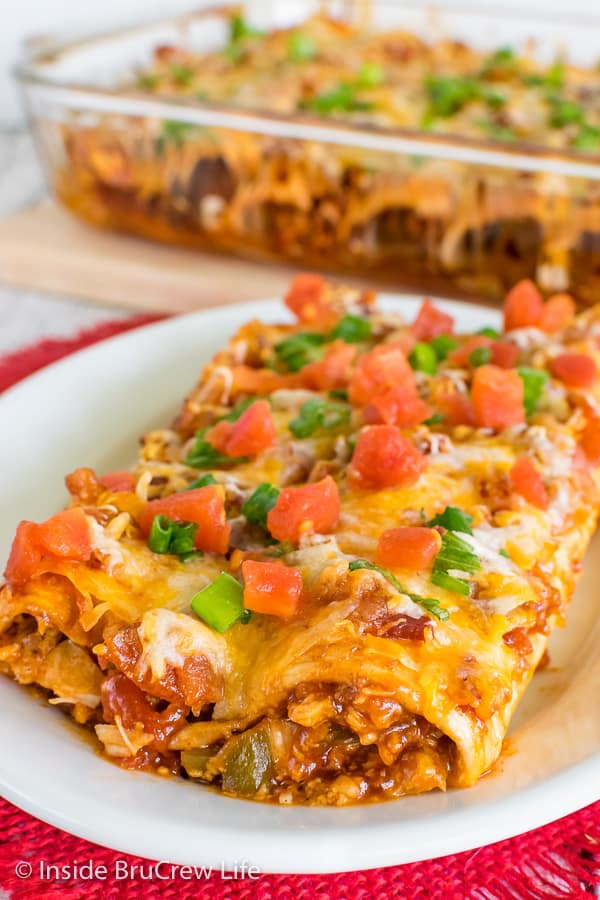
[548,98,584,129]
[468,346,492,368]
[148,514,173,554]
[517,367,549,417]
[348,559,449,621]
[266,540,294,557]
[273,333,325,372]
[288,32,316,62]
[148,515,199,558]
[184,434,248,468]
[329,388,349,401]
[330,314,372,344]
[423,412,444,426]
[431,571,471,596]
[428,506,473,534]
[434,532,480,574]
[356,62,385,88]
[229,14,264,42]
[409,342,438,375]
[289,398,351,439]
[168,522,198,556]
[574,123,600,152]
[242,483,280,528]
[430,334,457,361]
[185,473,217,490]
[191,572,248,633]
[169,63,194,86]
[430,531,480,597]
[425,75,479,118]
[301,83,374,114]
[220,397,257,422]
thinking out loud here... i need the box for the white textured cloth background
[0,132,130,355]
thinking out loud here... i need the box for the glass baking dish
[16,0,600,305]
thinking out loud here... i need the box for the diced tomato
[241,560,303,617]
[37,508,93,561]
[101,672,187,750]
[550,353,597,389]
[503,279,544,331]
[363,386,431,426]
[348,344,416,407]
[390,330,417,357]
[471,365,525,430]
[411,299,454,341]
[4,521,42,584]
[284,273,335,328]
[267,475,340,544]
[100,470,135,493]
[206,400,276,458]
[204,420,231,453]
[450,335,518,370]
[301,340,356,391]
[491,341,519,369]
[538,293,576,333]
[4,508,93,585]
[376,526,442,570]
[448,336,491,367]
[509,457,549,510]
[139,485,230,555]
[580,417,600,465]
[229,365,302,397]
[436,389,476,427]
[349,425,427,490]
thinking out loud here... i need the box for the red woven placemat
[0,315,599,900]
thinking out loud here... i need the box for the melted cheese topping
[137,608,229,681]
[4,282,600,801]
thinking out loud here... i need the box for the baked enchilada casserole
[1,275,599,805]
[53,7,600,302]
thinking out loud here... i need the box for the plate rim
[0,293,598,874]
[1,743,599,873]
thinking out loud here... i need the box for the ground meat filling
[280,682,453,803]
[180,682,454,805]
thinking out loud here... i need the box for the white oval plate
[0,295,599,874]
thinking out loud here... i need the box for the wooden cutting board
[0,201,328,313]
[0,200,500,313]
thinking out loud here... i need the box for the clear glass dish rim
[14,0,600,181]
